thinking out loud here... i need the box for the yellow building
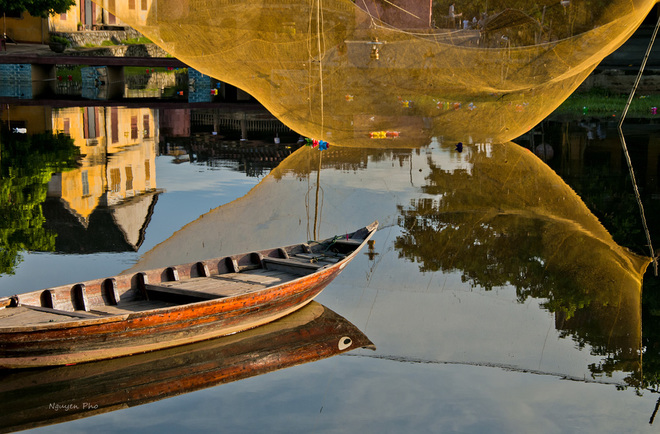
[1,104,160,252]
[2,0,140,43]
[50,106,158,226]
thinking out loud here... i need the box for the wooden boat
[0,301,374,433]
[0,222,378,368]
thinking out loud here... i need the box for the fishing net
[98,0,659,146]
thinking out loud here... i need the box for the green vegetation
[55,65,82,81]
[0,129,80,275]
[0,0,75,18]
[48,34,70,46]
[124,66,186,77]
[69,37,151,49]
[553,88,660,117]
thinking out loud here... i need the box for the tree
[0,129,79,275]
[0,0,75,18]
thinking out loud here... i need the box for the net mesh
[98,0,659,146]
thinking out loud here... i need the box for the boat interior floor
[145,269,299,300]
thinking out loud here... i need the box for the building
[0,104,160,253]
[2,0,141,43]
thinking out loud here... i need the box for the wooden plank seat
[331,238,363,247]
[294,253,341,264]
[19,304,101,319]
[261,257,323,276]
[144,282,223,301]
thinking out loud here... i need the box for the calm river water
[1,102,660,433]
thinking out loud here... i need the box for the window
[60,12,67,20]
[129,0,135,10]
[10,120,27,134]
[63,118,70,135]
[110,168,121,193]
[111,108,118,143]
[81,171,89,196]
[108,0,116,24]
[141,0,148,11]
[125,166,133,191]
[143,114,150,138]
[130,115,138,140]
[145,160,150,181]
[83,107,98,139]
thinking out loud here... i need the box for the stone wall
[53,28,143,47]
[51,28,171,58]
[63,44,171,58]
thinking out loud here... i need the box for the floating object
[0,222,378,368]
[535,143,554,161]
[369,131,400,139]
[304,138,330,150]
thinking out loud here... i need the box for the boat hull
[0,222,378,368]
[0,267,337,368]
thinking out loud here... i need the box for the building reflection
[0,105,160,253]
[0,103,305,254]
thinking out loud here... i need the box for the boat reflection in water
[0,302,373,433]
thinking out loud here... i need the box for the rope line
[617,14,660,275]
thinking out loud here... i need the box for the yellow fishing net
[98,0,658,146]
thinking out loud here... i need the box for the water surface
[1,105,659,433]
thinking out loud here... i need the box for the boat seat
[144,283,223,301]
[294,253,341,263]
[332,238,363,247]
[19,304,102,319]
[325,238,363,254]
[261,257,323,276]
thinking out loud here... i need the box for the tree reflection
[0,129,79,275]
[394,143,648,384]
